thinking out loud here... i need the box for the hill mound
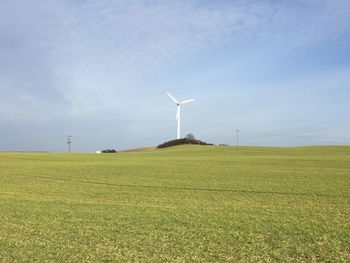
[157,138,212,148]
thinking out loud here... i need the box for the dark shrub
[101,149,117,153]
[157,138,212,148]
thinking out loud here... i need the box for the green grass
[0,145,349,262]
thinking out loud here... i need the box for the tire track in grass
[16,174,348,198]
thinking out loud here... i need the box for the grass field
[0,145,349,262]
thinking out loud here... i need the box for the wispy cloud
[54,0,350,109]
[58,1,261,74]
[58,0,350,71]
[2,0,350,116]
[0,0,69,121]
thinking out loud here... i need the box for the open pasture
[0,146,349,262]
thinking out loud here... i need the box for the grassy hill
[0,146,349,262]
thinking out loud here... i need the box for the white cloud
[55,0,350,89]
[58,1,261,72]
[0,0,70,122]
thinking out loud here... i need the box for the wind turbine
[166,92,195,139]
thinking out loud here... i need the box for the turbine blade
[166,92,180,104]
[180,98,195,104]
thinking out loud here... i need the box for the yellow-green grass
[0,146,349,262]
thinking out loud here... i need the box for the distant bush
[157,138,212,148]
[101,149,117,153]
[185,133,196,140]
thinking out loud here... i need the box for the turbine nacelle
[166,92,195,105]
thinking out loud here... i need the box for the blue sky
[1,0,350,152]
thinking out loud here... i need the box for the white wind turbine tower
[166,92,195,139]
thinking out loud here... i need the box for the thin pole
[67,135,72,153]
[236,129,239,150]
[177,105,181,139]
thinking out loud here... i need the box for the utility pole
[235,129,239,150]
[67,135,72,153]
